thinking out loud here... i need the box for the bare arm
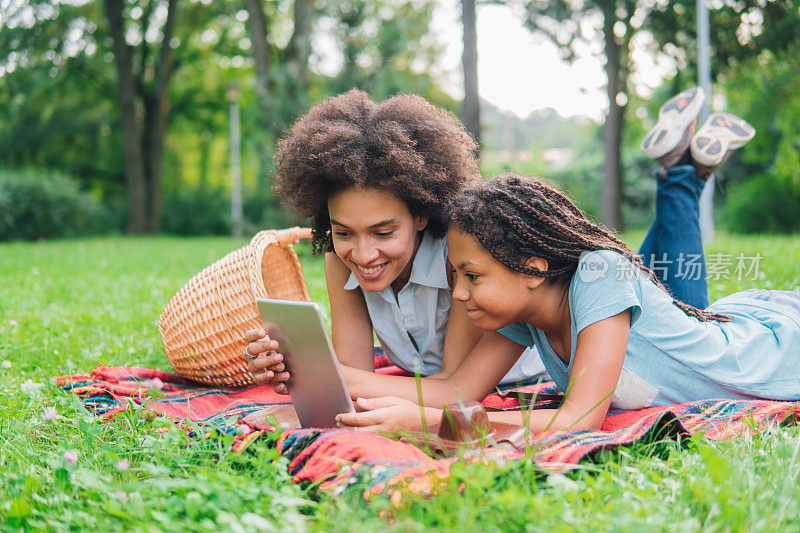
[432,288,484,378]
[485,310,630,433]
[340,310,630,433]
[343,330,526,407]
[325,252,375,371]
[342,263,494,401]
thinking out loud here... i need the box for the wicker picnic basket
[158,227,312,387]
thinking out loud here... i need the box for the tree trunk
[601,2,623,231]
[105,0,179,234]
[105,0,147,234]
[287,0,313,91]
[461,0,481,152]
[144,0,179,233]
[246,0,271,98]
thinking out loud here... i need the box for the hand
[244,329,290,393]
[335,396,439,433]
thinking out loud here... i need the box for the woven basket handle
[277,226,313,246]
[246,227,312,302]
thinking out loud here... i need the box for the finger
[246,340,279,358]
[339,423,381,433]
[266,362,285,372]
[272,372,290,382]
[274,383,289,395]
[356,396,406,410]
[244,329,267,342]
[336,408,390,428]
[251,369,274,384]
[247,352,283,373]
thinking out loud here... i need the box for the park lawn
[1,232,799,531]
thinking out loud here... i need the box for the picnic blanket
[58,357,800,498]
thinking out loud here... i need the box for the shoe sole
[641,87,706,159]
[691,113,755,167]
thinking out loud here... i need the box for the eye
[465,272,480,282]
[375,231,395,238]
[333,230,352,238]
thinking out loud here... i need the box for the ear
[414,214,429,232]
[524,257,548,290]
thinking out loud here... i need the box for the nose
[352,236,380,265]
[452,274,469,302]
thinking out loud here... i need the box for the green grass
[1,233,799,531]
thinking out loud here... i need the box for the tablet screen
[255,299,355,428]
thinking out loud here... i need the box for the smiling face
[328,187,428,292]
[447,229,546,331]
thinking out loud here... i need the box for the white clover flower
[21,379,45,397]
[63,450,78,465]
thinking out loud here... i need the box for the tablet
[255,298,355,428]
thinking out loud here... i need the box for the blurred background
[1,0,798,241]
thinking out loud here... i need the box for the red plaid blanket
[58,359,799,498]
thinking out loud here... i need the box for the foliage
[1,234,799,529]
[717,45,800,234]
[160,182,298,236]
[724,173,800,234]
[161,184,233,236]
[644,0,800,234]
[0,0,454,237]
[0,168,109,241]
[647,0,800,75]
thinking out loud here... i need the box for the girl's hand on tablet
[335,397,439,433]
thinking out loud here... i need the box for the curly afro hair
[273,89,481,253]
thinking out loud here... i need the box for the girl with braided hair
[338,89,800,435]
[242,90,545,427]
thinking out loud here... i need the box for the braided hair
[448,173,731,323]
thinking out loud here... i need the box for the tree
[0,2,122,187]
[462,0,481,150]
[646,0,800,233]
[104,0,181,234]
[324,0,447,101]
[522,0,636,230]
[246,0,314,135]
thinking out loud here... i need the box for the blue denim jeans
[638,165,709,309]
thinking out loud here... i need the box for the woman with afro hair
[243,90,545,427]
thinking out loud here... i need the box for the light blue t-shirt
[345,231,546,384]
[498,250,800,409]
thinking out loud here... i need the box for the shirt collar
[342,231,450,291]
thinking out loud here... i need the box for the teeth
[357,264,384,275]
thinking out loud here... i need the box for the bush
[162,185,232,236]
[724,173,800,234]
[0,167,109,241]
[161,185,298,236]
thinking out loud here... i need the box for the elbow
[557,405,607,433]
[428,369,455,380]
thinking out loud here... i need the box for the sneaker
[691,112,756,176]
[641,87,706,167]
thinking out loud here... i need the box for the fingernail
[335,415,340,422]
